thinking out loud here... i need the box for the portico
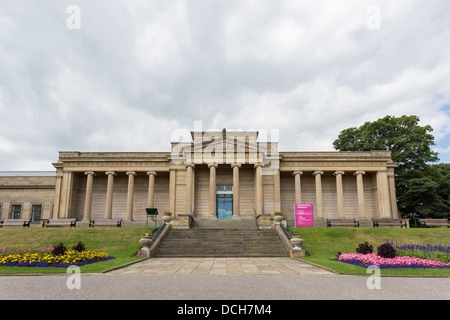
[50,129,398,227]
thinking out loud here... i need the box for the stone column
[83,172,95,221]
[126,171,137,221]
[185,164,194,216]
[313,171,324,219]
[146,171,157,208]
[208,163,218,218]
[354,171,366,219]
[52,167,63,219]
[273,169,281,212]
[255,163,264,216]
[169,169,176,215]
[232,163,241,217]
[334,171,345,218]
[104,171,116,219]
[293,171,303,204]
[377,169,392,218]
[388,169,399,218]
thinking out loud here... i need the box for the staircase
[154,218,290,258]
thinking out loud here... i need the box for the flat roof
[0,171,56,177]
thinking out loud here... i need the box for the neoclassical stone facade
[0,129,398,227]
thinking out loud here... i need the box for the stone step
[154,225,290,258]
[192,218,258,230]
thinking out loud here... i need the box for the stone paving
[106,257,336,276]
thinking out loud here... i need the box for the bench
[89,219,122,227]
[0,219,31,227]
[418,219,449,228]
[326,219,359,227]
[372,218,407,228]
[42,218,77,227]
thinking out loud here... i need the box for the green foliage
[396,249,450,264]
[333,115,449,218]
[333,115,438,171]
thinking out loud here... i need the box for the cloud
[0,0,449,170]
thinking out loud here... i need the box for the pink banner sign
[295,203,314,227]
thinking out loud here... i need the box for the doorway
[216,186,233,219]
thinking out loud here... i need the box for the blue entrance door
[217,196,233,219]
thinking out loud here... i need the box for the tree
[333,115,448,218]
[333,115,439,172]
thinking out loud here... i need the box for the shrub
[356,242,374,254]
[72,241,86,252]
[51,243,67,256]
[377,242,396,258]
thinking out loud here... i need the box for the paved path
[106,257,336,275]
[1,273,449,300]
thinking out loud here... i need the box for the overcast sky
[1,0,449,170]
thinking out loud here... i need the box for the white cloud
[0,0,449,170]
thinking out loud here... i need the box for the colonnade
[292,169,394,219]
[82,171,158,221]
[80,166,394,222]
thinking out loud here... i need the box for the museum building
[0,129,399,227]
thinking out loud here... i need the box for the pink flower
[338,253,450,267]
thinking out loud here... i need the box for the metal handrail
[151,222,166,242]
[279,222,292,241]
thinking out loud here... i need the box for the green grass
[1,227,449,276]
[0,227,156,274]
[289,227,450,276]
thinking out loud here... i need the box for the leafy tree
[333,115,448,218]
[333,115,439,172]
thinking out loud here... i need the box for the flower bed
[0,249,115,268]
[338,253,450,269]
[338,240,450,269]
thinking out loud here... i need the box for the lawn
[288,227,450,276]
[0,226,448,276]
[0,227,156,274]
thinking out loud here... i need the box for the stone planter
[274,215,284,224]
[290,236,303,249]
[162,215,173,223]
[139,233,153,249]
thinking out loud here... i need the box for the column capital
[126,171,137,176]
[231,163,241,169]
[84,171,95,176]
[185,164,195,169]
[313,170,324,176]
[354,170,366,176]
[146,171,158,176]
[254,162,265,168]
[105,171,116,176]
[334,170,345,176]
[292,171,303,176]
[208,163,218,168]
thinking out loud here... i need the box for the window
[216,185,233,193]
[31,205,42,222]
[11,205,22,219]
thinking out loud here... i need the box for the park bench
[326,218,359,227]
[42,218,77,227]
[0,219,31,227]
[89,218,122,227]
[418,219,449,228]
[372,218,407,228]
